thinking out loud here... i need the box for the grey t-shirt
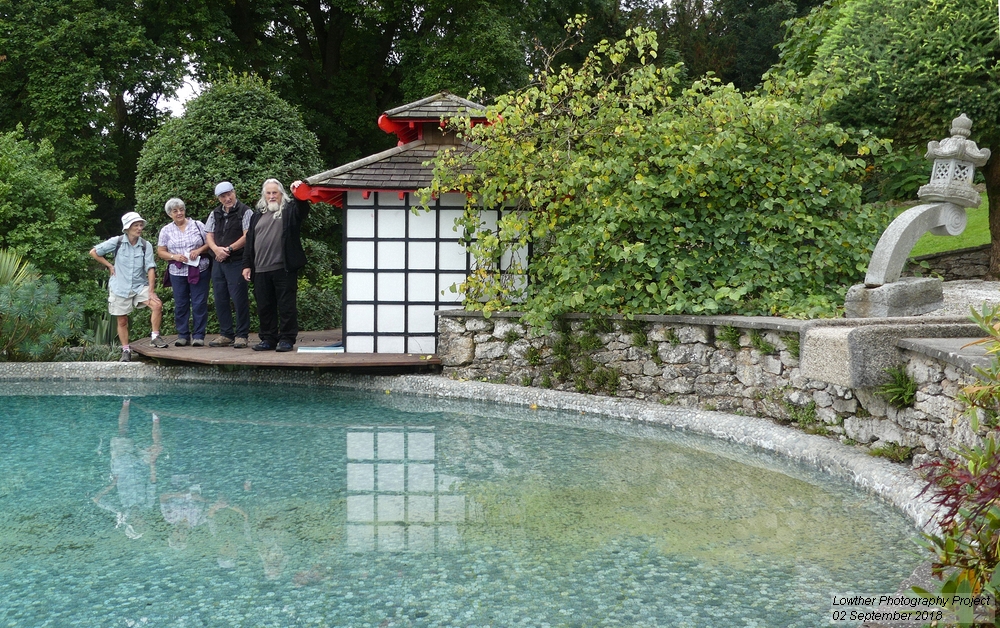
[254,211,285,273]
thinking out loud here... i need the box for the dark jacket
[243,198,310,276]
[208,200,252,263]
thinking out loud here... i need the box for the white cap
[121,211,146,232]
[215,181,234,196]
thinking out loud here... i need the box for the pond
[0,382,919,627]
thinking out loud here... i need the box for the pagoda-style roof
[295,92,486,207]
[306,140,447,190]
[382,92,486,121]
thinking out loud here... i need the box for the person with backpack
[205,181,253,349]
[157,198,211,346]
[89,211,166,362]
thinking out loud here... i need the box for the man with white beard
[242,178,310,352]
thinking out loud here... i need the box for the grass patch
[749,330,776,355]
[908,193,988,257]
[783,333,800,359]
[717,325,741,350]
[868,442,914,463]
[875,365,917,409]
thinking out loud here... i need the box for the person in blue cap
[205,181,253,348]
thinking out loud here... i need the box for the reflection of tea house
[295,92,495,354]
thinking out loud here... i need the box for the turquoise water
[0,382,920,627]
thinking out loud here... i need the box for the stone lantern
[917,113,991,208]
[845,114,991,317]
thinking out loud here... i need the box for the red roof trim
[295,182,423,208]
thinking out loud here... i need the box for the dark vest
[210,201,251,262]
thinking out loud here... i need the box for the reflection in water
[0,386,921,627]
[345,427,465,553]
[91,399,160,540]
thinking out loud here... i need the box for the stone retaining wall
[904,244,990,281]
[437,311,984,466]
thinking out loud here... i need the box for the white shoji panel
[377,305,405,333]
[407,336,437,354]
[409,209,437,238]
[345,304,374,333]
[347,191,374,206]
[439,209,465,238]
[407,305,436,334]
[438,241,466,270]
[438,193,467,206]
[378,209,406,237]
[347,241,375,269]
[346,335,374,353]
[439,274,467,301]
[377,274,405,301]
[377,192,406,206]
[378,241,406,269]
[407,274,437,302]
[346,209,375,237]
[345,272,374,301]
[408,241,437,270]
[377,336,405,353]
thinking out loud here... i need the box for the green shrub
[426,29,891,327]
[297,273,343,331]
[0,251,83,361]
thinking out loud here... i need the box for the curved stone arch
[864,202,966,287]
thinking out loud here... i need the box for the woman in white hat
[89,211,166,361]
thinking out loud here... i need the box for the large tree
[778,0,1000,274]
[0,0,216,235]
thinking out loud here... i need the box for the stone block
[677,326,710,344]
[492,319,524,339]
[438,316,466,334]
[812,390,833,408]
[762,355,783,375]
[466,318,491,332]
[832,396,858,414]
[844,278,944,318]
[475,341,507,360]
[438,335,475,366]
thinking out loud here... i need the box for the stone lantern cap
[917,113,991,207]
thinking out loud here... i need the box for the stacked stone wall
[437,311,983,466]
[903,245,989,281]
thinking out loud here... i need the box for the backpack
[113,235,148,257]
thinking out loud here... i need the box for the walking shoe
[150,335,169,349]
[233,337,248,349]
[119,348,132,363]
[276,341,293,353]
[209,336,234,347]
[191,338,204,347]
[252,341,274,351]
[175,337,190,347]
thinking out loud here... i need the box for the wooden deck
[130,330,441,373]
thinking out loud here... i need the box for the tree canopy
[0,128,97,286]
[135,75,324,219]
[777,0,1000,273]
[425,29,893,325]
